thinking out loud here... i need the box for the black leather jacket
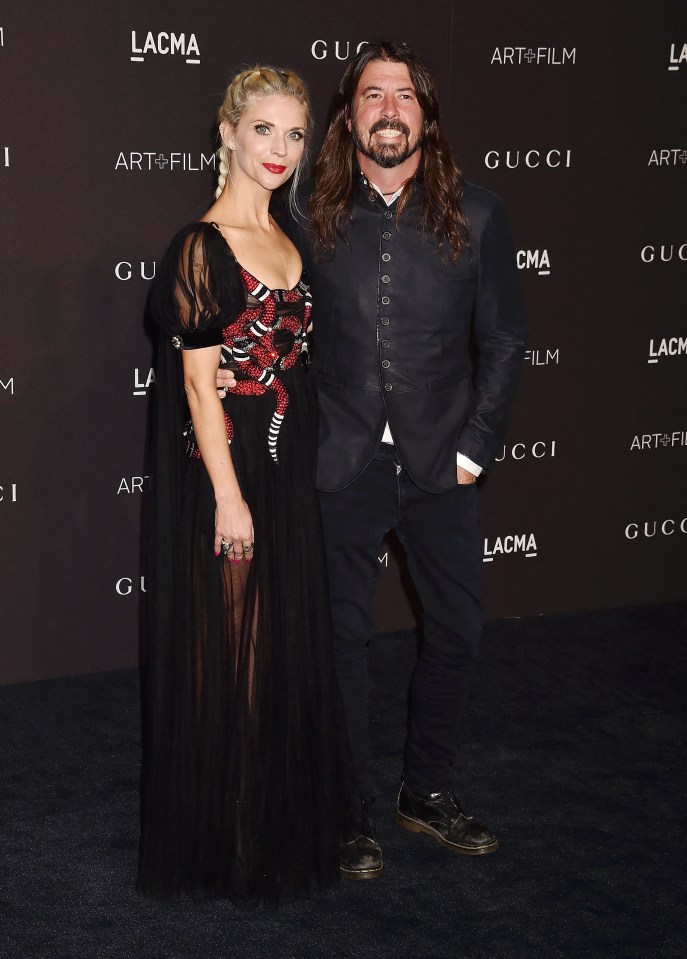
[287,174,526,493]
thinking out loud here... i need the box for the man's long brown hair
[309,40,471,262]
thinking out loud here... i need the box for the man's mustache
[368,119,411,138]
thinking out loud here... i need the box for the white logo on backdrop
[130,31,200,64]
[311,40,368,60]
[491,46,575,65]
[630,432,687,451]
[640,244,687,263]
[117,476,151,494]
[524,348,559,366]
[647,337,687,363]
[115,261,156,281]
[625,519,687,539]
[648,149,687,166]
[133,368,155,396]
[495,441,556,462]
[115,152,215,172]
[483,533,538,562]
[517,249,550,275]
[668,43,686,71]
[3,147,8,167]
[0,484,18,502]
[485,150,571,169]
[116,577,147,595]
[1,376,14,394]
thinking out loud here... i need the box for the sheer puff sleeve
[151,221,245,349]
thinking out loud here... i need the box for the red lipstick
[263,163,287,174]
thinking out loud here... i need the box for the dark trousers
[318,444,484,803]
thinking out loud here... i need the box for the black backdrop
[1,1,685,684]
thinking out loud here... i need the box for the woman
[137,67,350,903]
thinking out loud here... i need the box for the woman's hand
[181,346,250,561]
[216,367,237,397]
[214,495,254,563]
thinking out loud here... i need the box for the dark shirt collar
[353,157,424,211]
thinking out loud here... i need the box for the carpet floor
[1,602,686,958]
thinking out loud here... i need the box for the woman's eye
[254,124,270,134]
[288,131,304,141]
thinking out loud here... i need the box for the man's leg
[394,474,497,855]
[398,480,484,792]
[318,448,401,879]
[317,448,399,804]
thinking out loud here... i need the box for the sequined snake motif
[183,266,311,464]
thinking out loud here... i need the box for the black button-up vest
[288,177,526,493]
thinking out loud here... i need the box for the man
[220,41,526,879]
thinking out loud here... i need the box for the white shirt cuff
[456,452,483,477]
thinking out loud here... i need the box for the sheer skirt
[138,364,350,903]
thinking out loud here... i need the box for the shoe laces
[442,791,463,825]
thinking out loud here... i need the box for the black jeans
[318,444,484,803]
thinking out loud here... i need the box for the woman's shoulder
[158,220,237,280]
[163,220,224,255]
[152,220,245,332]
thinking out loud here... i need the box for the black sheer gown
[137,222,350,903]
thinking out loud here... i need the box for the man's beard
[351,118,422,169]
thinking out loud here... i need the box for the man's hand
[457,465,477,486]
[216,367,237,395]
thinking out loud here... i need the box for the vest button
[380,316,390,325]
[369,192,377,202]
[383,232,391,240]
[381,274,390,284]
[384,383,393,391]
[382,253,391,262]
[384,211,392,219]
[381,296,390,305]
[381,359,390,369]
[381,339,390,348]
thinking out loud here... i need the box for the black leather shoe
[340,803,384,880]
[395,783,498,856]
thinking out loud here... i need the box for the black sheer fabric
[138,223,351,903]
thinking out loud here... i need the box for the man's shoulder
[460,180,502,223]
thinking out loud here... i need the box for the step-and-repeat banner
[1,1,685,683]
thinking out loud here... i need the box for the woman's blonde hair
[215,65,312,207]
